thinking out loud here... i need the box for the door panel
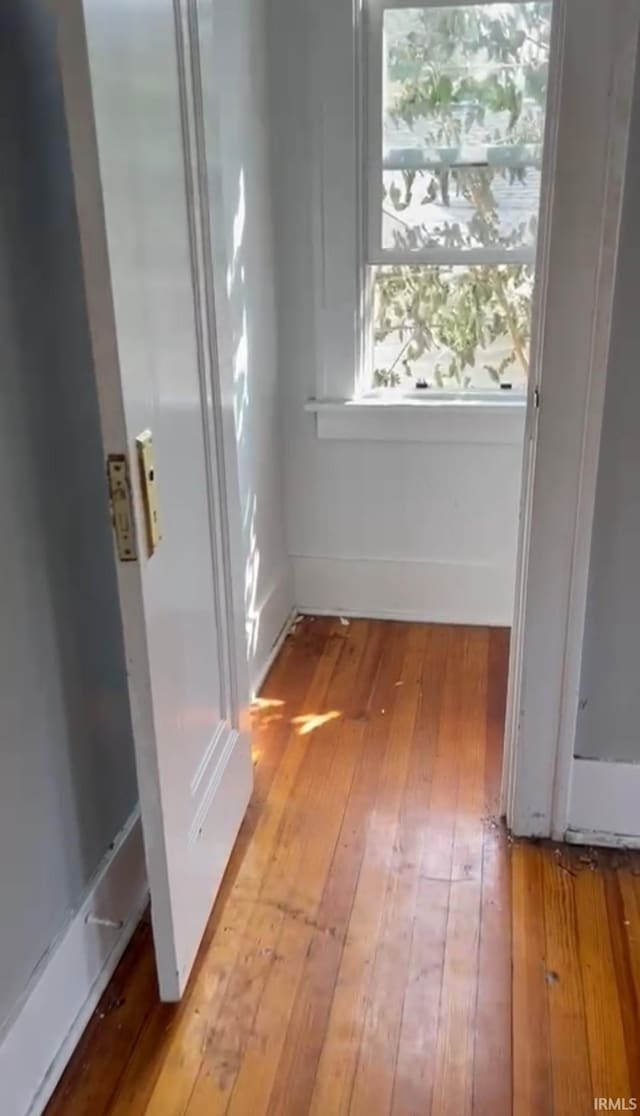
[57,0,252,1000]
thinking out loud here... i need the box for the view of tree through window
[372,2,552,391]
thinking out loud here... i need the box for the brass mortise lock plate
[136,430,162,556]
[106,454,138,562]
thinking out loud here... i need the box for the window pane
[382,165,542,252]
[381,3,551,254]
[372,264,533,390]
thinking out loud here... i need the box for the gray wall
[576,50,640,763]
[0,2,137,1032]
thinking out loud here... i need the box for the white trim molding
[249,603,298,699]
[503,0,640,838]
[293,554,515,626]
[567,758,640,848]
[0,811,148,1116]
[310,0,361,400]
[306,397,526,444]
[245,568,296,697]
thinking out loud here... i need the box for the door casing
[502,0,640,840]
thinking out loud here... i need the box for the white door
[55,0,253,1000]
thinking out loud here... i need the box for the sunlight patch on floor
[290,710,342,736]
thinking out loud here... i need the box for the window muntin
[365,1,552,392]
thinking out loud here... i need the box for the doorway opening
[307,0,560,817]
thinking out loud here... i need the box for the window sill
[305,395,527,444]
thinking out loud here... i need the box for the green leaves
[373,264,533,389]
[386,2,550,145]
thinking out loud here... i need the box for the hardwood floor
[45,618,640,1116]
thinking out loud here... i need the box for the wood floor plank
[574,867,630,1106]
[605,871,640,1104]
[430,628,489,1116]
[472,627,511,1116]
[246,617,340,813]
[307,631,424,1116]
[347,625,430,1116]
[391,626,457,1116]
[540,852,593,1115]
[483,627,509,820]
[512,844,553,1116]
[106,1000,181,1116]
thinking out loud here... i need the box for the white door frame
[503,0,640,839]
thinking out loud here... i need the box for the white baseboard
[246,566,295,696]
[567,758,640,846]
[250,606,298,698]
[565,828,640,850]
[292,554,515,627]
[0,810,148,1116]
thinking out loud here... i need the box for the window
[363,0,552,394]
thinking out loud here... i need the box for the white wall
[268,0,523,626]
[286,430,523,625]
[211,0,294,687]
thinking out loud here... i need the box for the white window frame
[365,0,540,269]
[307,0,549,438]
